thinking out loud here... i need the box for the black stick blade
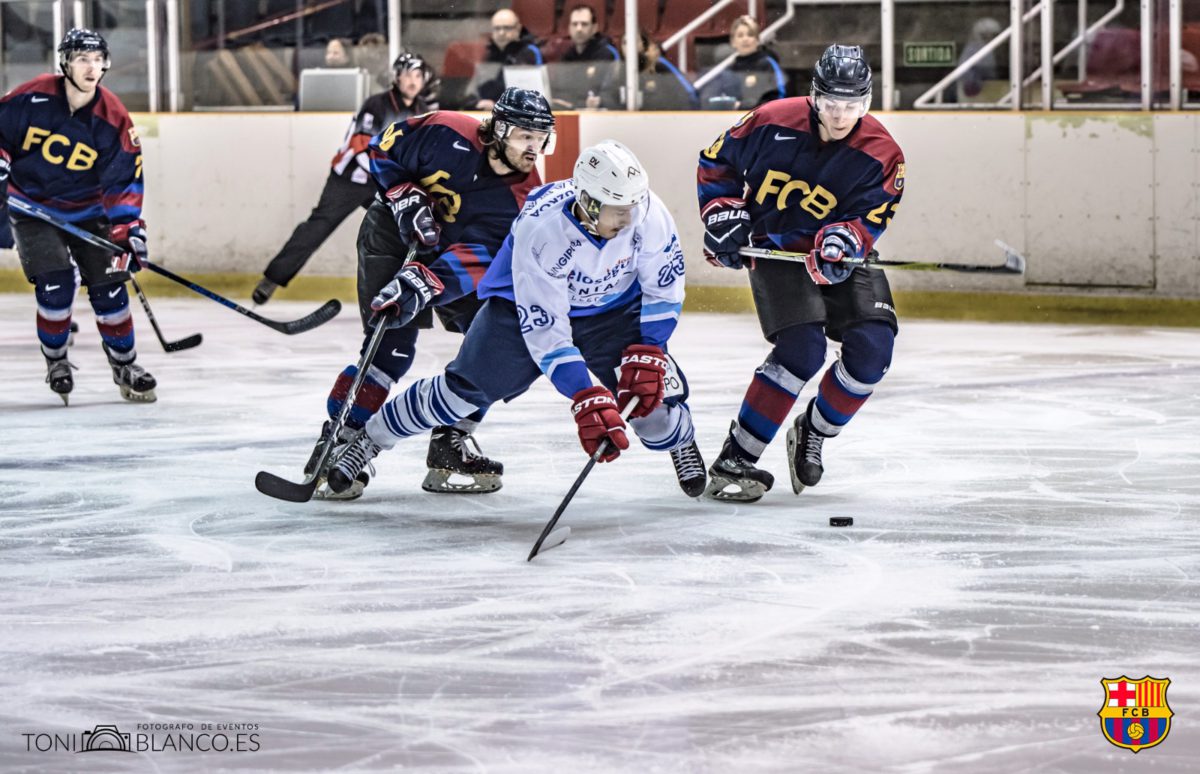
[277,300,342,335]
[255,471,318,502]
[163,333,203,352]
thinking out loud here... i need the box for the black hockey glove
[701,197,752,269]
[383,183,441,250]
[370,263,445,329]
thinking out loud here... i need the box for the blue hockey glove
[701,197,752,269]
[109,221,148,273]
[370,263,445,329]
[383,182,441,250]
[805,222,867,285]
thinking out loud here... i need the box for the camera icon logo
[80,724,131,753]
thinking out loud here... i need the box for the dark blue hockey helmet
[58,27,110,80]
[811,44,872,99]
[492,87,556,153]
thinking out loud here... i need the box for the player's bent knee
[772,322,828,381]
[840,321,895,383]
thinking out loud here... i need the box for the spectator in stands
[549,4,622,110]
[465,8,544,110]
[637,29,699,110]
[700,15,787,109]
[956,17,1002,100]
[355,32,392,90]
[324,37,353,68]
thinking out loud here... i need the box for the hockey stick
[254,311,395,502]
[129,276,203,352]
[255,244,419,501]
[527,400,640,562]
[8,198,341,335]
[740,241,1026,275]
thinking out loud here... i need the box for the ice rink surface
[1,296,1198,773]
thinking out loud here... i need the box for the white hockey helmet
[572,140,649,210]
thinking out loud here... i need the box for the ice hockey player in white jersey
[322,140,708,498]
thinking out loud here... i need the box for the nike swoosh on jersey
[453,141,471,152]
[44,284,61,291]
[774,133,797,141]
[31,96,50,103]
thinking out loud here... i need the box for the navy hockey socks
[328,364,394,429]
[34,269,77,359]
[88,281,135,360]
[809,322,894,436]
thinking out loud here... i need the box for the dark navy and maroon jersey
[368,110,541,300]
[0,74,143,227]
[697,96,905,254]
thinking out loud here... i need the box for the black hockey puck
[829,516,854,527]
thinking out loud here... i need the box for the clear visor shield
[66,51,110,71]
[498,122,556,155]
[813,92,870,120]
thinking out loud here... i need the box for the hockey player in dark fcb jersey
[696,44,906,502]
[298,88,554,499]
[252,53,436,305]
[0,28,155,405]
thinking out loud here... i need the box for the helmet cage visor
[495,119,556,155]
[811,89,871,120]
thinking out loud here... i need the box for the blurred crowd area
[1,0,1198,111]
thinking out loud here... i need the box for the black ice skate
[422,425,503,493]
[669,440,707,498]
[44,354,78,406]
[252,277,278,305]
[305,420,371,500]
[704,424,774,503]
[327,429,382,497]
[104,344,156,402]
[786,410,827,494]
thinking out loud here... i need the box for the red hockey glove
[805,222,868,285]
[370,262,444,328]
[571,386,629,462]
[701,197,752,269]
[384,182,441,249]
[617,344,668,419]
[109,221,148,273]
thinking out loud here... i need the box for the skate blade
[58,393,70,406]
[785,427,805,495]
[119,386,157,403]
[314,480,364,501]
[703,476,767,504]
[421,469,502,494]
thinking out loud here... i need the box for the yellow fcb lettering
[754,170,838,220]
[378,122,403,152]
[21,126,98,171]
[419,169,461,223]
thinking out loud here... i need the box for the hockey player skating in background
[321,140,707,499]
[0,28,156,405]
[697,44,905,502]
[252,53,437,305]
[306,87,554,499]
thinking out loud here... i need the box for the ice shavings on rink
[1,297,1198,772]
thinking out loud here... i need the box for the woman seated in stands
[700,15,787,110]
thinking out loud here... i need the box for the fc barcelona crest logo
[1098,676,1173,753]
